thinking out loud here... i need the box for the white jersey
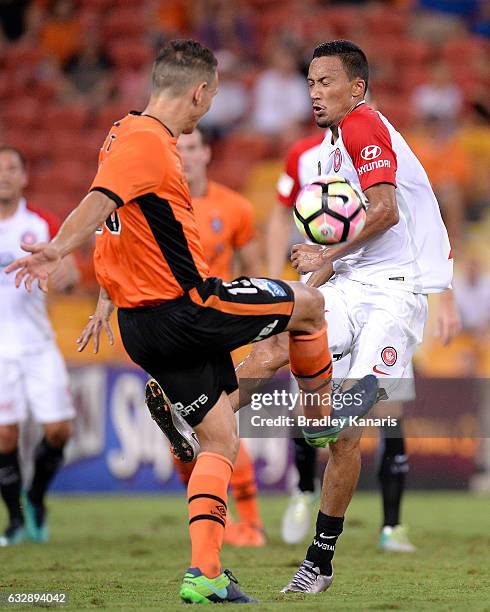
[0,198,59,357]
[318,101,452,294]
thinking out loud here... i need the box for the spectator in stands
[193,0,256,58]
[39,0,81,67]
[199,50,249,139]
[250,42,311,140]
[64,30,114,108]
[0,0,30,41]
[412,62,463,122]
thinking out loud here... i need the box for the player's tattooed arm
[5,191,117,292]
[77,285,115,354]
[291,183,398,274]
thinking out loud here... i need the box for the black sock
[0,449,23,526]
[293,437,317,493]
[305,511,343,576]
[378,422,408,527]
[28,438,65,509]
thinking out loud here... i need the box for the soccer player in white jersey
[0,147,79,546]
[272,132,460,551]
[231,39,455,593]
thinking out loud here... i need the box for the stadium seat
[107,40,153,70]
[43,105,88,132]
[364,8,409,36]
[0,129,48,164]
[1,97,40,130]
[104,9,147,40]
[4,44,45,71]
[95,103,131,131]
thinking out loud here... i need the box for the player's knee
[44,420,73,448]
[0,425,19,453]
[329,435,360,461]
[297,285,325,333]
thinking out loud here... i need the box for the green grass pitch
[1,492,489,610]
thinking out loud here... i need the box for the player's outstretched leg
[145,379,200,462]
[24,421,72,543]
[0,425,25,546]
[180,392,257,604]
[282,434,361,594]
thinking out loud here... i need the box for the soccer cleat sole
[180,587,212,604]
[302,374,379,447]
[145,379,200,463]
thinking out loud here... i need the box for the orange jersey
[90,112,209,308]
[193,181,255,281]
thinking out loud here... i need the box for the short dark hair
[0,146,27,168]
[312,40,369,93]
[152,39,218,95]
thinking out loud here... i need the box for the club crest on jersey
[211,217,222,233]
[381,346,397,367]
[361,145,381,160]
[333,148,342,172]
[21,231,37,245]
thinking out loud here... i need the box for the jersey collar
[129,111,174,137]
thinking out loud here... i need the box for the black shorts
[118,276,294,427]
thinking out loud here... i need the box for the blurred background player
[270,132,461,552]
[0,146,79,546]
[174,128,265,548]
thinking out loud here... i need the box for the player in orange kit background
[175,128,265,547]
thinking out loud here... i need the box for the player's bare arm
[435,288,462,345]
[267,204,294,277]
[236,239,261,277]
[77,285,115,354]
[291,182,398,275]
[5,191,117,292]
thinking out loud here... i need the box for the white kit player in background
[235,40,460,595]
[0,147,79,546]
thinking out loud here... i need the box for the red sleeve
[276,145,301,208]
[340,107,397,191]
[26,204,61,240]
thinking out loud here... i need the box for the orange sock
[187,451,233,578]
[230,441,261,528]
[173,454,195,486]
[289,325,333,418]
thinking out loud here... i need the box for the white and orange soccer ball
[293,175,367,245]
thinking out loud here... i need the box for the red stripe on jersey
[340,104,397,192]
[26,203,61,240]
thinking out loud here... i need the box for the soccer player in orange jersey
[6,40,378,604]
[175,128,264,548]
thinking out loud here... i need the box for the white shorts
[319,276,427,400]
[0,344,75,426]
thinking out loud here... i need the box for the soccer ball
[293,175,367,245]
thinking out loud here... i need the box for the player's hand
[435,292,462,345]
[291,243,328,274]
[4,242,62,292]
[77,295,115,353]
